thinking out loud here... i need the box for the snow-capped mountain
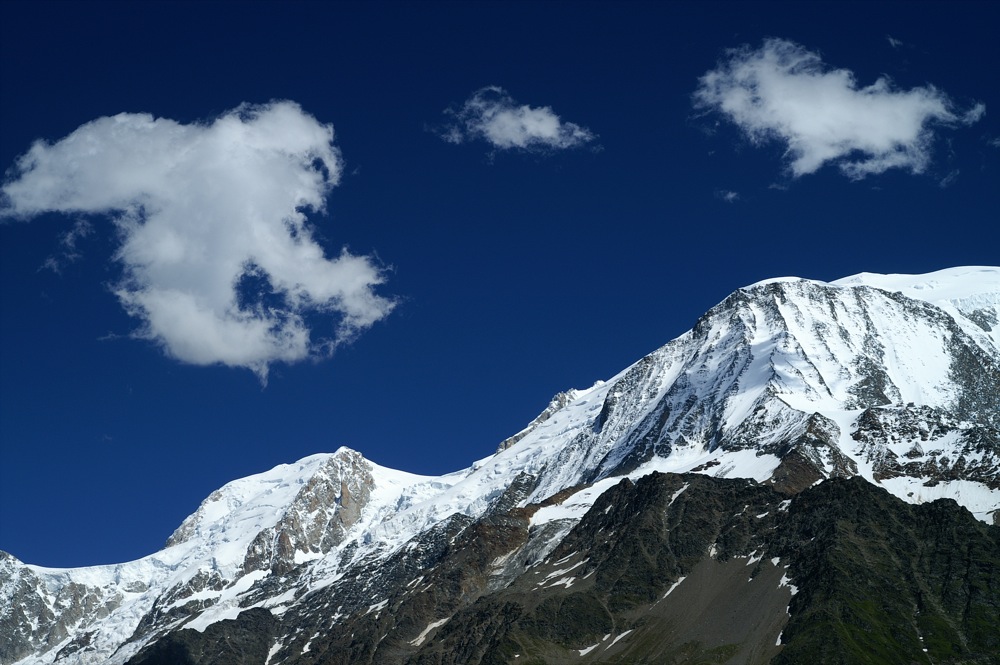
[3,266,998,665]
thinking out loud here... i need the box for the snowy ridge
[9,450,452,664]
[5,267,1000,665]
[832,266,1000,349]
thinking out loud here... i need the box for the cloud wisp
[441,86,596,152]
[41,218,94,274]
[694,38,984,180]
[2,101,395,381]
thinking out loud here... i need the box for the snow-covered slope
[486,266,999,513]
[834,266,1000,349]
[4,267,999,665]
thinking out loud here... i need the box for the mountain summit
[4,267,999,664]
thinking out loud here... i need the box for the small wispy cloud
[886,35,904,49]
[40,218,93,273]
[716,190,740,203]
[693,38,985,180]
[938,170,959,188]
[2,101,396,382]
[440,86,596,152]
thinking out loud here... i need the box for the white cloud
[2,101,395,381]
[886,35,903,49]
[693,38,985,180]
[441,86,596,151]
[716,190,740,203]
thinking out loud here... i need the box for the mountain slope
[403,474,1000,665]
[3,266,999,665]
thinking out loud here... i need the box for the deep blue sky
[2,1,997,568]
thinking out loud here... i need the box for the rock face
[407,475,1000,665]
[1,553,57,664]
[4,267,1000,664]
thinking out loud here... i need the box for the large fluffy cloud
[1,101,395,380]
[441,86,596,151]
[694,38,984,179]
